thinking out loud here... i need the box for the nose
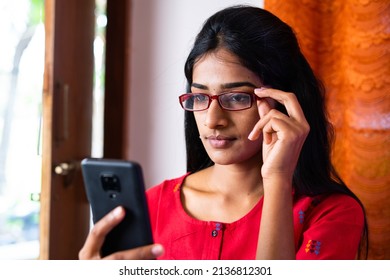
[203,98,228,128]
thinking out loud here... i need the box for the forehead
[192,49,261,88]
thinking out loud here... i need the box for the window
[0,0,44,259]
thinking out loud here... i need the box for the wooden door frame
[39,0,54,260]
[103,0,132,159]
[40,0,95,259]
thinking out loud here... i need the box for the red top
[146,174,364,260]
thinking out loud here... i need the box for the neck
[206,162,263,198]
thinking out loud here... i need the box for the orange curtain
[264,0,390,259]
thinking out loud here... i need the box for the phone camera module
[101,174,121,192]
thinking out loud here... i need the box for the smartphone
[81,158,153,257]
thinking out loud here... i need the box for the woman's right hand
[79,206,164,260]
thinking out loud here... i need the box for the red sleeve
[296,194,364,260]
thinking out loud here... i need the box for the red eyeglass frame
[178,92,261,112]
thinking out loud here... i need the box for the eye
[193,93,208,103]
[228,93,251,103]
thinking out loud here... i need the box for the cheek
[240,134,263,161]
[239,110,260,132]
[193,112,205,128]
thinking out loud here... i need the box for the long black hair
[183,5,368,258]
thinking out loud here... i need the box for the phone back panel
[81,158,153,257]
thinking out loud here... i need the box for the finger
[79,206,125,259]
[248,109,288,141]
[262,121,274,145]
[248,92,273,140]
[254,88,306,122]
[104,244,165,260]
[255,95,273,119]
[262,117,293,144]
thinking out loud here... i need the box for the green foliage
[29,0,44,26]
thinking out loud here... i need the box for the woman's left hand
[248,88,310,183]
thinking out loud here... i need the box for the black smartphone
[81,158,153,257]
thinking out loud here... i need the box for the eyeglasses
[179,92,261,112]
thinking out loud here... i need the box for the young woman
[79,5,367,260]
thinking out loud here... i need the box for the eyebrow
[191,82,258,90]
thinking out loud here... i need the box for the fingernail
[255,86,271,92]
[248,130,255,140]
[151,244,164,257]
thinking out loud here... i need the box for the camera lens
[100,174,121,192]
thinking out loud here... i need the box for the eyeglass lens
[180,92,253,111]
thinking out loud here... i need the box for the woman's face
[191,49,270,166]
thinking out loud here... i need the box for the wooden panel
[265,0,390,259]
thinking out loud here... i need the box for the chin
[209,153,260,166]
[209,151,262,165]
[206,145,262,166]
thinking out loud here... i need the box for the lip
[204,134,236,148]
